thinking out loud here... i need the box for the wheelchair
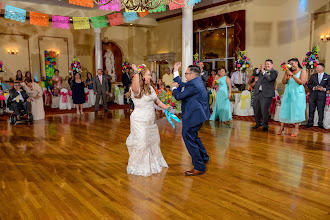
[9,103,33,124]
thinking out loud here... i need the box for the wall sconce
[321,35,330,42]
[7,49,18,55]
[56,51,60,56]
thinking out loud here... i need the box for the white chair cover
[83,87,92,108]
[234,90,254,116]
[59,88,71,110]
[51,89,60,109]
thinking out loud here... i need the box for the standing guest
[0,85,5,114]
[252,59,278,131]
[278,58,307,136]
[52,69,62,90]
[24,71,34,82]
[306,63,330,129]
[207,70,216,88]
[122,67,131,105]
[71,73,85,115]
[22,78,45,120]
[248,68,259,106]
[15,70,23,82]
[172,62,210,176]
[93,69,109,113]
[104,70,112,93]
[231,69,248,91]
[210,67,232,123]
[162,68,174,87]
[199,62,209,88]
[86,72,94,90]
[7,82,30,120]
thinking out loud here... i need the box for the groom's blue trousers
[182,123,209,172]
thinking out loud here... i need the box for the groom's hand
[172,82,179,88]
[174,62,181,72]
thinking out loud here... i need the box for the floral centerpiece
[69,58,82,75]
[302,45,320,70]
[0,61,3,72]
[235,50,251,72]
[122,58,131,71]
[193,53,199,66]
[45,50,57,78]
[159,90,181,113]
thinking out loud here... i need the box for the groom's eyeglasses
[185,72,191,75]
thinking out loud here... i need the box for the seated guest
[306,63,330,129]
[231,69,248,91]
[22,78,45,120]
[52,69,62,90]
[207,70,216,88]
[15,70,23,82]
[7,82,31,120]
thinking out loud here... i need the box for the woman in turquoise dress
[210,68,232,122]
[278,58,307,137]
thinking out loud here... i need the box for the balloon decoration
[44,50,57,78]
[0,61,3,72]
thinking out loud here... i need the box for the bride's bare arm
[155,98,170,110]
[131,64,140,95]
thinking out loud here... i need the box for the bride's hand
[132,64,138,71]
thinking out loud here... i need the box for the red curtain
[193,10,246,51]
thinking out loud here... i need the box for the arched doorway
[102,41,123,82]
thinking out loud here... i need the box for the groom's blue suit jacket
[172,76,210,128]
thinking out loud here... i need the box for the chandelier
[93,0,186,10]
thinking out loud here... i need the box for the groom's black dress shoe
[318,125,325,129]
[252,125,261,129]
[262,127,268,132]
[185,169,205,176]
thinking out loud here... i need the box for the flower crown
[138,64,147,72]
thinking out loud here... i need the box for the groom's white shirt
[172,71,180,91]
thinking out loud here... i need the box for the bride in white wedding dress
[126,64,170,176]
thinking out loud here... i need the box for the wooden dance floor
[0,110,329,219]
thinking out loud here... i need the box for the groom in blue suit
[172,62,210,176]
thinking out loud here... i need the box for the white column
[94,28,103,73]
[182,5,193,82]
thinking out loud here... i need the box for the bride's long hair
[126,68,154,99]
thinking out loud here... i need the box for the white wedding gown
[126,87,168,176]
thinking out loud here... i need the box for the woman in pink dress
[52,69,62,90]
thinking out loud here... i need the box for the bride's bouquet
[159,90,181,113]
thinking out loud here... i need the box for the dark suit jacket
[7,89,29,106]
[253,68,278,98]
[93,75,109,94]
[173,76,210,128]
[307,72,330,99]
[122,73,131,89]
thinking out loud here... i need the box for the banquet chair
[51,88,60,109]
[83,87,92,108]
[59,88,71,110]
[234,90,254,116]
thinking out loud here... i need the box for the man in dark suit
[172,62,210,176]
[252,59,278,131]
[93,69,109,113]
[122,67,131,105]
[7,82,31,120]
[306,63,330,129]
[199,62,209,88]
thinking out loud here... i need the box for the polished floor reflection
[0,110,329,219]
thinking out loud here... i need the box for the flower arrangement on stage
[45,50,57,78]
[302,45,320,70]
[0,61,3,72]
[159,90,181,113]
[235,50,251,72]
[122,58,131,71]
[193,53,199,66]
[70,58,82,75]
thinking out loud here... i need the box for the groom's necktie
[318,74,322,84]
